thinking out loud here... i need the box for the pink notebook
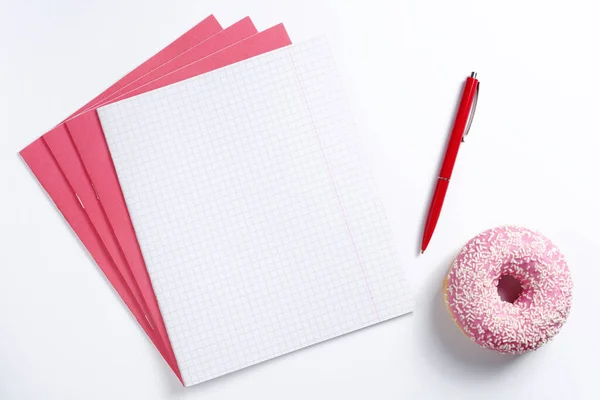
[20,16,292,382]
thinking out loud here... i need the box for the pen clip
[462,72,480,142]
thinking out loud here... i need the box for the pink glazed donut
[443,226,573,354]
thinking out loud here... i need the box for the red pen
[421,72,480,253]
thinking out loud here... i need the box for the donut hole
[497,275,523,303]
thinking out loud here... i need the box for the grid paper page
[99,37,414,386]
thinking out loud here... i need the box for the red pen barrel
[421,74,479,253]
[439,76,478,179]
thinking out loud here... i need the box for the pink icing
[445,226,573,354]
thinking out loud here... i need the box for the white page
[99,37,414,386]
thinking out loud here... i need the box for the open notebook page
[99,37,414,386]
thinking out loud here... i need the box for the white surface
[99,38,413,385]
[0,0,598,398]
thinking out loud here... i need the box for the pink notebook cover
[20,16,291,382]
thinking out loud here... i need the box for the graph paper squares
[99,37,414,386]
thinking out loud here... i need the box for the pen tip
[420,250,425,255]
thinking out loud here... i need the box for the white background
[0,0,598,398]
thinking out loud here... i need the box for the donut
[443,226,573,354]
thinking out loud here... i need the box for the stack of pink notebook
[21,15,413,386]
